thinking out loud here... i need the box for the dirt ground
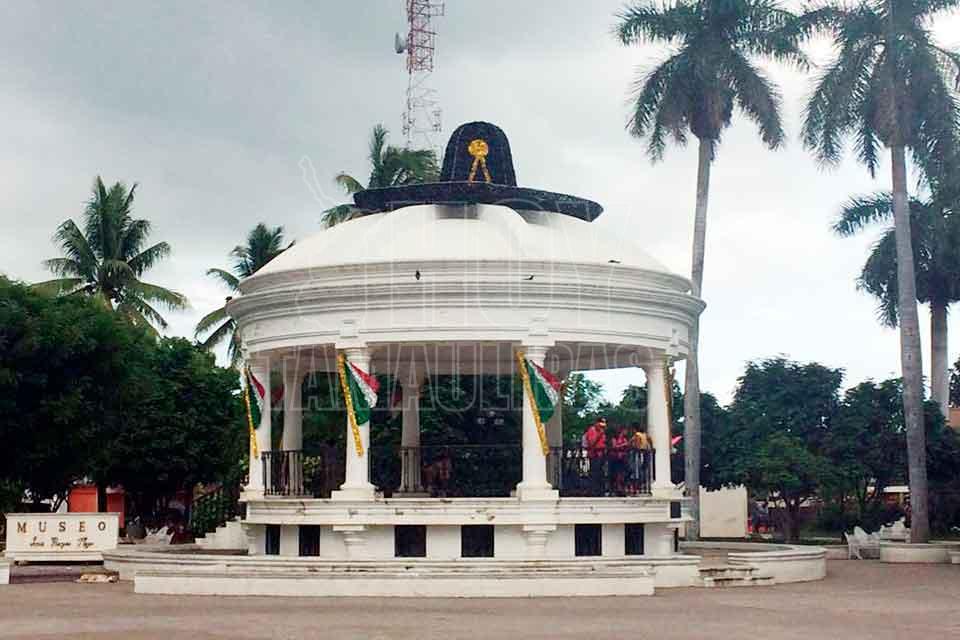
[0,560,958,639]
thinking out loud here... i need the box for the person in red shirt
[584,418,607,495]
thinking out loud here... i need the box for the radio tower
[395,0,444,151]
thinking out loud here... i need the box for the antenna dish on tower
[394,32,407,54]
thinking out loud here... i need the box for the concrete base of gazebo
[132,558,661,598]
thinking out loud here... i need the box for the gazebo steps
[698,565,773,588]
[133,558,658,597]
[195,519,245,550]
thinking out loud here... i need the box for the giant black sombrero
[353,121,603,221]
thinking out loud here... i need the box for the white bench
[846,527,880,559]
[879,518,910,542]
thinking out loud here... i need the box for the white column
[244,355,272,498]
[332,347,375,501]
[399,369,425,494]
[281,359,303,495]
[281,360,303,451]
[645,359,674,495]
[515,346,559,501]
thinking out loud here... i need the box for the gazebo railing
[263,445,654,499]
[554,446,654,497]
[262,450,304,496]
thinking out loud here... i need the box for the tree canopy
[0,278,244,517]
[195,223,290,366]
[321,125,439,227]
[35,177,187,332]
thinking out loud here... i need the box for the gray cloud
[2,1,958,404]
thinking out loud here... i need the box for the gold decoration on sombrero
[467,138,492,184]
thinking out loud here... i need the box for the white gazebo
[224,198,703,588]
[220,121,704,595]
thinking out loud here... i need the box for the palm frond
[368,124,389,188]
[129,281,189,310]
[51,219,98,278]
[206,268,241,291]
[127,241,171,276]
[116,297,166,333]
[31,278,85,296]
[721,50,785,149]
[194,305,229,338]
[321,203,359,228]
[857,228,900,328]
[335,173,365,194]
[801,41,879,167]
[119,218,152,262]
[199,317,236,352]
[833,193,895,236]
[615,2,698,45]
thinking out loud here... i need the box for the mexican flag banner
[337,353,379,457]
[243,366,267,457]
[516,351,562,456]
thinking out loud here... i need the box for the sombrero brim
[353,182,603,221]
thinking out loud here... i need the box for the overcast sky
[3,1,960,405]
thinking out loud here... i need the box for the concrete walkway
[0,561,957,639]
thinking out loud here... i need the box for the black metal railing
[263,450,304,496]
[262,448,342,498]
[262,445,654,499]
[373,444,523,498]
[188,483,242,537]
[553,446,654,497]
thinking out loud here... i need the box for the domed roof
[250,204,673,280]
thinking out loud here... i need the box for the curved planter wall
[681,542,827,584]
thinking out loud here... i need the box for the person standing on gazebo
[585,418,607,495]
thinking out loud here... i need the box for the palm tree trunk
[683,137,711,540]
[930,300,949,421]
[891,144,929,543]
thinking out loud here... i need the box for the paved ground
[1,561,958,639]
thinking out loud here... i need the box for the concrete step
[194,518,246,550]
[949,551,959,565]
[701,574,774,588]
[698,564,773,588]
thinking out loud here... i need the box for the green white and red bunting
[516,351,561,456]
[345,361,379,425]
[336,353,379,457]
[245,367,266,429]
[244,367,284,429]
[524,359,562,425]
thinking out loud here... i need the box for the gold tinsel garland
[242,367,258,458]
[337,353,365,457]
[516,350,550,456]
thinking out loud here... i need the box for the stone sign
[4,513,119,561]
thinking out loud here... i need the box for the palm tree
[800,0,960,542]
[321,124,439,227]
[194,224,289,366]
[35,176,187,331]
[615,0,805,538]
[834,192,960,420]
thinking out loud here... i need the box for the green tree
[97,338,245,520]
[833,192,960,419]
[561,373,606,440]
[711,357,842,542]
[828,379,908,523]
[800,0,960,542]
[0,277,139,508]
[35,177,187,332]
[194,224,289,366]
[615,0,805,538]
[321,124,439,227]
